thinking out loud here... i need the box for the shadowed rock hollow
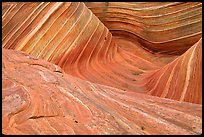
[2,2,202,135]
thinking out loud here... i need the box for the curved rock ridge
[2,2,177,67]
[1,2,158,93]
[2,2,117,65]
[2,49,202,135]
[138,38,202,104]
[85,2,202,55]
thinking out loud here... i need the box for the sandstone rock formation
[2,49,202,135]
[2,2,202,135]
[85,2,202,55]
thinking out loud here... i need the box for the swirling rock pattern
[1,2,158,95]
[2,49,202,135]
[85,2,202,55]
[2,2,202,135]
[140,38,202,104]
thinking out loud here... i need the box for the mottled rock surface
[2,49,202,135]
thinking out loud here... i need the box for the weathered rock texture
[2,49,202,135]
[2,2,202,135]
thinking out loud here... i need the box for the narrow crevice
[28,115,58,119]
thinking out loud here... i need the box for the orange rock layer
[2,2,202,135]
[85,2,202,55]
[2,49,202,135]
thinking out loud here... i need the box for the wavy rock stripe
[2,49,202,135]
[1,2,158,94]
[84,2,202,55]
[137,38,202,104]
[1,3,120,67]
[2,2,116,64]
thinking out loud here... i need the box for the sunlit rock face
[2,49,202,135]
[2,2,202,135]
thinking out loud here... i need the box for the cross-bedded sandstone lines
[137,38,202,104]
[85,2,202,55]
[2,2,202,135]
[2,2,116,65]
[2,49,202,135]
[2,2,202,104]
[1,2,157,94]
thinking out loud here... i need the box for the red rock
[140,38,202,104]
[85,2,202,55]
[2,49,202,135]
[2,2,202,134]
